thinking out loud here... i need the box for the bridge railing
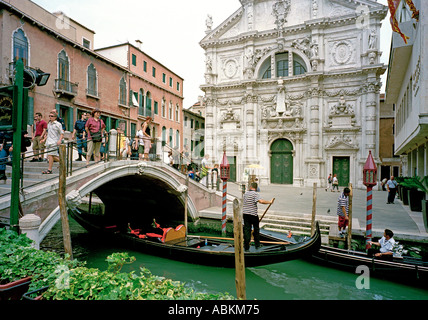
[0,130,220,203]
[161,143,221,191]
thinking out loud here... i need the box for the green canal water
[41,218,428,300]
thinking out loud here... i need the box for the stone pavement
[224,182,428,242]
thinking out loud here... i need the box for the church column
[204,93,215,161]
[244,87,257,165]
[364,75,380,156]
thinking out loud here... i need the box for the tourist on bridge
[85,109,106,165]
[30,112,47,162]
[71,112,88,161]
[41,112,64,174]
[140,117,153,161]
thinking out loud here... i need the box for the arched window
[162,126,166,146]
[57,50,70,90]
[119,77,127,105]
[146,92,152,117]
[258,52,307,79]
[176,130,180,149]
[138,89,145,116]
[161,98,166,118]
[87,63,97,96]
[13,29,29,66]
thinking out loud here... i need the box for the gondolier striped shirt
[337,192,349,217]
[243,190,261,217]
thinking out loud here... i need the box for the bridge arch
[40,163,198,241]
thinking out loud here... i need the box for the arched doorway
[270,139,293,184]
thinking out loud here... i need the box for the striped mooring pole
[366,186,373,250]
[222,180,227,235]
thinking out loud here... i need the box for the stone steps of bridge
[0,161,89,196]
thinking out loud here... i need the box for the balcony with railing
[54,79,78,98]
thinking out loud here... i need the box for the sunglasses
[49,115,56,117]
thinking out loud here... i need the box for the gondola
[68,207,321,268]
[259,228,428,287]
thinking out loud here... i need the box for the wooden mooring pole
[233,198,246,300]
[311,183,317,236]
[59,145,73,260]
[347,183,353,249]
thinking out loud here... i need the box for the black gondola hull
[69,208,321,268]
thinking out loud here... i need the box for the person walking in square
[326,173,332,191]
[243,182,274,251]
[386,176,398,204]
[332,174,339,192]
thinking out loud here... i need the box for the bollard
[19,214,42,250]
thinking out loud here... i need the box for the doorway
[270,139,293,184]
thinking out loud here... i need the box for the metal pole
[222,179,227,236]
[366,186,373,250]
[311,183,317,236]
[347,183,353,249]
[10,60,24,232]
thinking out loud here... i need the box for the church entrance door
[270,139,293,184]
[333,156,350,187]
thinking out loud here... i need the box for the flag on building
[405,0,419,21]
[388,0,420,44]
[388,0,409,44]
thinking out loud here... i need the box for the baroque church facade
[200,0,388,188]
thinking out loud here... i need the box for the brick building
[0,0,183,149]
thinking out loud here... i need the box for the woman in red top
[85,109,106,165]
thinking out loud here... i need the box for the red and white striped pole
[366,186,373,250]
[222,180,227,235]
[220,152,230,236]
[363,151,377,251]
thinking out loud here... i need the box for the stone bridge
[0,161,228,242]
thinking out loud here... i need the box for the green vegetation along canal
[41,218,428,300]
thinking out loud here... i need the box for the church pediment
[200,0,387,45]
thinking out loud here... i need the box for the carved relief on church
[328,39,356,68]
[325,131,359,150]
[327,95,356,128]
[220,55,241,81]
[219,101,241,130]
[272,0,291,30]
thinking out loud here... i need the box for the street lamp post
[220,152,230,236]
[363,150,377,250]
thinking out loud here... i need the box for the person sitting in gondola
[368,229,396,260]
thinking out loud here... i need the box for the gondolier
[243,182,274,251]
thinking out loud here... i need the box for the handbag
[90,121,102,143]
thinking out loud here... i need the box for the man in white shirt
[40,112,64,174]
[368,229,396,260]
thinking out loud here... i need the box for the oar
[259,198,275,223]
[187,234,290,245]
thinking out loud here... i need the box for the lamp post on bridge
[220,151,230,236]
[363,150,377,250]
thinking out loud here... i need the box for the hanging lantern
[363,150,377,187]
[220,151,230,181]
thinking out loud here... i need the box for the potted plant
[400,177,426,212]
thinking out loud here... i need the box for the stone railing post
[108,129,118,160]
[19,214,42,250]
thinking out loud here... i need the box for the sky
[31,0,392,107]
